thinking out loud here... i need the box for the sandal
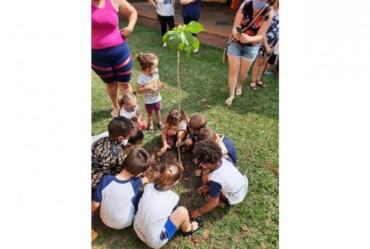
[147,127,154,134]
[256,80,266,88]
[157,123,164,130]
[225,96,234,106]
[250,81,257,90]
[236,86,242,96]
[181,217,204,237]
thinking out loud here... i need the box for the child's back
[94,175,143,229]
[92,148,150,229]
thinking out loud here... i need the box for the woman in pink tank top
[92,0,138,117]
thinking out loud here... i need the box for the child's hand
[141,176,149,184]
[158,145,170,155]
[190,209,202,219]
[197,184,209,195]
[159,82,167,89]
[194,169,202,177]
[175,140,182,148]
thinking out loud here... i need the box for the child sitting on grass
[136,52,167,134]
[190,140,248,219]
[159,107,189,155]
[182,113,207,152]
[91,148,150,230]
[196,127,238,166]
[119,92,147,130]
[91,116,135,191]
[134,161,203,249]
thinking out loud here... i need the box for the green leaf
[192,37,200,49]
[178,43,185,51]
[184,21,205,34]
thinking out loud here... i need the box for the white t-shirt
[91,131,109,144]
[120,105,139,121]
[208,159,248,205]
[137,73,162,104]
[93,175,143,229]
[134,183,179,248]
[156,0,175,17]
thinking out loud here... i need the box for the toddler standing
[136,52,167,134]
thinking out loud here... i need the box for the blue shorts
[92,42,133,84]
[159,218,178,241]
[227,42,261,62]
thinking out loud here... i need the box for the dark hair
[136,52,158,70]
[165,107,188,126]
[123,148,150,176]
[197,127,217,142]
[108,116,134,138]
[154,162,184,189]
[128,128,144,145]
[189,113,207,131]
[193,140,222,164]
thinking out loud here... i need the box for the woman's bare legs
[251,56,269,84]
[106,81,132,117]
[105,83,120,117]
[226,55,241,106]
[236,58,254,92]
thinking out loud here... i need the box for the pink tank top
[92,0,125,49]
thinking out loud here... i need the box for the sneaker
[162,42,167,48]
[193,48,199,53]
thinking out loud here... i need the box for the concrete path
[132,2,237,49]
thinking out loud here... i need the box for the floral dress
[258,14,279,57]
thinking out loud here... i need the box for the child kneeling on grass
[91,148,150,230]
[190,140,248,219]
[159,107,189,155]
[196,127,238,166]
[134,162,203,249]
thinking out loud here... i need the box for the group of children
[91,51,249,248]
[91,113,249,248]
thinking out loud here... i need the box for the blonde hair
[120,92,137,107]
[136,52,158,70]
[154,162,184,190]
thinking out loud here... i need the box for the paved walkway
[132,2,237,49]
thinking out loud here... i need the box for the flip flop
[250,81,257,90]
[256,80,266,88]
[147,127,154,134]
[236,86,242,96]
[181,217,204,237]
[225,96,234,106]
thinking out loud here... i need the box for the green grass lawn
[92,20,279,249]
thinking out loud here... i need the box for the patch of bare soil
[142,145,203,209]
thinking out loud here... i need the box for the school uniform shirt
[93,175,143,229]
[208,159,248,205]
[134,183,179,249]
[218,134,238,166]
